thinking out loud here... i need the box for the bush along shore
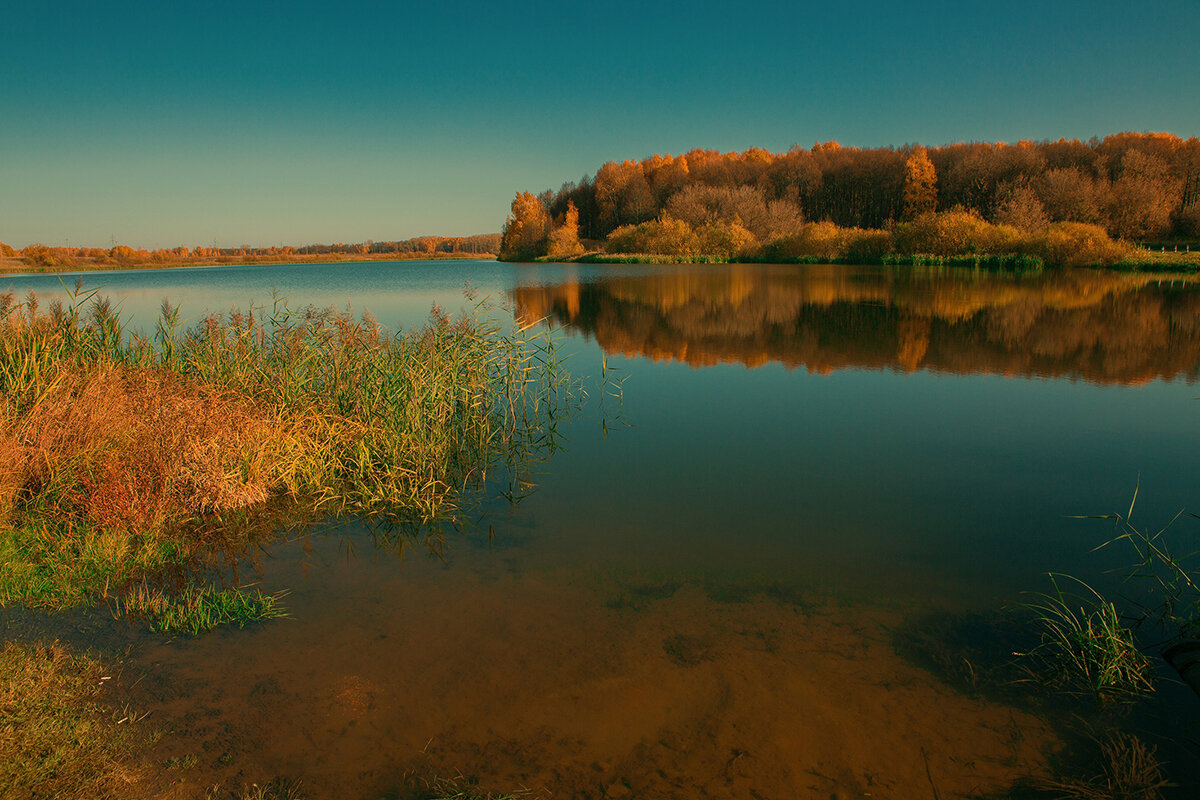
[0,285,574,632]
[517,210,1200,272]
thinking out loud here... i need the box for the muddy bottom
[121,536,1057,800]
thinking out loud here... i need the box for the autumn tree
[902,147,937,219]
[993,181,1049,232]
[1107,149,1182,239]
[521,132,1198,258]
[500,191,551,261]
[1036,167,1107,223]
[546,201,584,259]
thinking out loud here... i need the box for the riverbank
[0,251,496,276]
[547,248,1200,272]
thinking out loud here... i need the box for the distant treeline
[499,132,1200,266]
[0,234,502,270]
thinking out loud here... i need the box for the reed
[0,286,573,618]
[118,582,288,636]
[1021,575,1154,704]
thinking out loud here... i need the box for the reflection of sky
[10,261,1199,610]
[6,260,519,332]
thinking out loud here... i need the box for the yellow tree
[546,201,584,259]
[500,192,550,261]
[902,147,938,219]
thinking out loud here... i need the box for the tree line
[500,132,1200,263]
[1,234,502,269]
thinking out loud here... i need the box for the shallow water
[6,260,1200,797]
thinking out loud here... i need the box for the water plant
[117,582,288,636]
[205,777,307,800]
[1080,486,1200,643]
[1021,575,1155,704]
[413,774,536,800]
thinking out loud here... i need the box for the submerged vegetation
[0,285,573,626]
[501,132,1200,269]
[1032,732,1174,800]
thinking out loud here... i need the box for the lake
[5,259,1200,798]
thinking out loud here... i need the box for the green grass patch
[118,582,288,636]
[1109,249,1200,272]
[562,252,733,264]
[1021,576,1154,705]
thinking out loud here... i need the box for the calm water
[6,260,1200,798]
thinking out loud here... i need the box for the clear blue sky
[2,0,1197,249]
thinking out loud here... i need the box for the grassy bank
[0,288,571,622]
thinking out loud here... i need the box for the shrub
[604,216,697,256]
[893,209,1017,256]
[694,220,756,258]
[842,228,894,262]
[20,244,60,267]
[758,222,892,263]
[1031,222,1130,268]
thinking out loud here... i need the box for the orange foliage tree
[546,201,584,259]
[902,147,937,219]
[500,191,550,261]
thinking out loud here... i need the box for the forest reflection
[511,265,1200,384]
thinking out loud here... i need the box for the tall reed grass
[0,285,573,613]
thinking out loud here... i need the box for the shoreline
[522,249,1200,273]
[0,251,496,277]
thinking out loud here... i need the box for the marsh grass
[1021,575,1154,704]
[1075,488,1200,643]
[0,640,149,800]
[117,582,288,636]
[880,252,1046,271]
[0,286,573,620]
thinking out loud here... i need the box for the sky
[2,0,1198,249]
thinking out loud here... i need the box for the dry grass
[1034,733,1172,800]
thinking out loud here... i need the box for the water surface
[7,260,1200,798]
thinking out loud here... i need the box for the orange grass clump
[1,367,285,533]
